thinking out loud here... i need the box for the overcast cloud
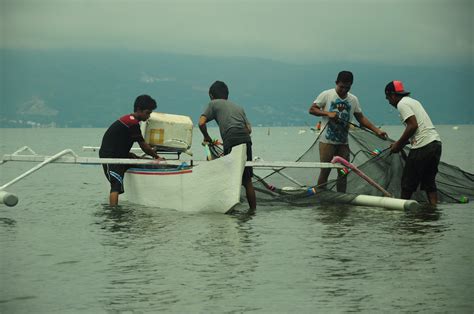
[2,0,472,65]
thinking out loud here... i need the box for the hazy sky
[2,0,472,65]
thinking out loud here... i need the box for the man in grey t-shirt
[199,81,256,210]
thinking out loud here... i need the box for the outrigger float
[0,112,420,212]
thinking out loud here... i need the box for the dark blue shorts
[102,164,130,194]
[224,142,253,182]
[402,141,442,193]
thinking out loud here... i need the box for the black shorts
[102,164,130,194]
[402,141,442,193]
[224,142,253,182]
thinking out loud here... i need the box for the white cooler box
[142,112,193,155]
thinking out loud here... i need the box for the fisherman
[385,80,442,205]
[309,71,387,192]
[99,94,163,206]
[198,81,257,210]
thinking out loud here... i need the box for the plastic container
[142,112,193,153]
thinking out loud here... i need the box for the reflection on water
[315,204,352,226]
[94,204,174,311]
[397,206,445,235]
[95,204,155,234]
[298,203,456,312]
[0,217,17,226]
[93,203,261,312]
[228,206,257,223]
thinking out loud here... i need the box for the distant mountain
[1,49,472,127]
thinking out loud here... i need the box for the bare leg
[243,178,257,210]
[318,142,336,188]
[318,168,331,188]
[427,191,438,206]
[336,144,350,193]
[109,192,119,206]
[336,173,347,193]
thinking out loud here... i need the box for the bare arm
[391,115,418,153]
[309,103,337,119]
[354,112,387,139]
[138,141,160,159]
[198,115,213,142]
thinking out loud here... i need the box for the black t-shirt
[99,114,144,158]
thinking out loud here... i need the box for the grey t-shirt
[202,99,251,149]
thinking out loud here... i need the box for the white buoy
[280,186,419,210]
[351,194,419,210]
[0,190,19,207]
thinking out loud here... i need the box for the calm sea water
[0,126,473,313]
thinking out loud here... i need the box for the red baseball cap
[385,80,410,96]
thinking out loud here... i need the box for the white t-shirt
[313,89,362,144]
[397,96,441,149]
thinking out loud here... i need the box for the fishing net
[204,141,224,161]
[250,125,474,206]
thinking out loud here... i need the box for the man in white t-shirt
[309,71,387,192]
[385,80,442,205]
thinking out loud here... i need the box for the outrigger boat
[0,145,419,212]
[6,112,464,212]
[0,144,247,213]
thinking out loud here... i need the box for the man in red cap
[385,80,442,205]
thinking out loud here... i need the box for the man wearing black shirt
[100,94,161,206]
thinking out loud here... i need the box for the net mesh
[249,125,473,206]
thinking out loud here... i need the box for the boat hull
[123,144,247,213]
